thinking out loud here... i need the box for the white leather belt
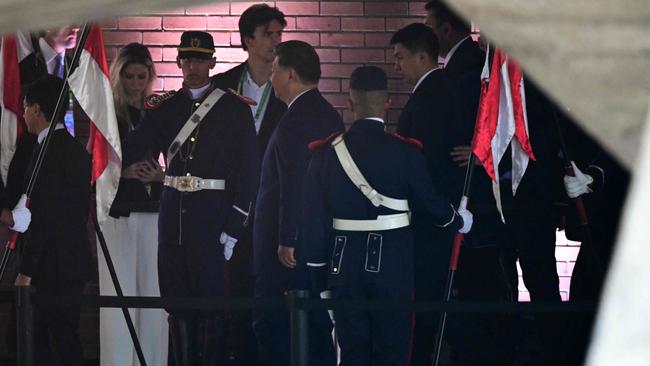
[332,213,410,231]
[164,175,225,192]
[331,135,409,212]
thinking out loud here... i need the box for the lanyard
[237,69,272,121]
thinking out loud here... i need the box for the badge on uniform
[365,233,382,273]
[330,236,347,275]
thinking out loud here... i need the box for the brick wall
[102,0,430,129]
[100,0,579,302]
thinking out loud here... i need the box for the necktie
[53,55,64,79]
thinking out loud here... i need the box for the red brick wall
[101,1,578,302]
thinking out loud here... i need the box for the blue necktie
[53,55,64,79]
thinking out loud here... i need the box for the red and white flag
[471,46,535,221]
[68,25,121,222]
[0,31,33,183]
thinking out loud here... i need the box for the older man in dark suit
[253,40,342,366]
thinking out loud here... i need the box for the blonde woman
[99,42,167,366]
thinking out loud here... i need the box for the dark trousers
[226,226,259,365]
[499,209,564,365]
[332,281,411,366]
[411,223,454,366]
[8,285,85,366]
[253,271,336,366]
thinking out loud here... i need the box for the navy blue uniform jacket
[253,88,344,278]
[300,119,462,286]
[124,84,259,249]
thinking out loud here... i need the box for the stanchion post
[288,290,309,366]
[16,285,34,366]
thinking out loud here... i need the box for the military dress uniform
[301,67,467,366]
[123,31,259,366]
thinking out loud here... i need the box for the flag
[471,46,536,221]
[68,25,121,222]
[0,31,33,183]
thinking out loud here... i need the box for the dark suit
[441,39,515,365]
[302,118,463,366]
[253,88,343,366]
[20,127,92,366]
[397,69,466,365]
[212,62,286,365]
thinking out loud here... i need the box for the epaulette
[227,88,257,106]
[308,132,342,151]
[388,132,423,150]
[144,91,176,110]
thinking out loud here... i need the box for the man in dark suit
[124,31,259,366]
[7,75,92,366]
[424,3,516,364]
[390,23,467,365]
[211,5,287,363]
[301,65,472,366]
[253,40,342,366]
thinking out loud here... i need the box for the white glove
[11,195,31,233]
[563,161,593,198]
[219,232,237,261]
[456,196,473,234]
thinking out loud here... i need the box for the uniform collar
[182,80,216,100]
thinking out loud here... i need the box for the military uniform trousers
[157,188,229,318]
[329,228,414,366]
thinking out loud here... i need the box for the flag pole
[432,156,476,366]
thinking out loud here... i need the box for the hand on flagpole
[564,161,594,198]
[10,194,30,233]
[450,145,481,167]
[457,196,473,234]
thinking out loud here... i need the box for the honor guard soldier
[123,31,259,366]
[299,66,473,366]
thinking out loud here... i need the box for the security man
[123,31,259,366]
[300,66,473,366]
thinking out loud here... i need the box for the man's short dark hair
[23,74,66,123]
[390,23,439,62]
[239,4,287,51]
[425,0,471,35]
[275,40,321,84]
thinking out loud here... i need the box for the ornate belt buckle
[178,176,194,191]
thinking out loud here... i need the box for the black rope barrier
[3,291,595,313]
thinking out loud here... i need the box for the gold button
[190,137,196,142]
[189,155,193,160]
[194,102,200,107]
[186,173,191,177]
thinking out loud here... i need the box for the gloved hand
[219,232,237,261]
[11,195,31,233]
[456,196,472,234]
[563,161,593,198]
